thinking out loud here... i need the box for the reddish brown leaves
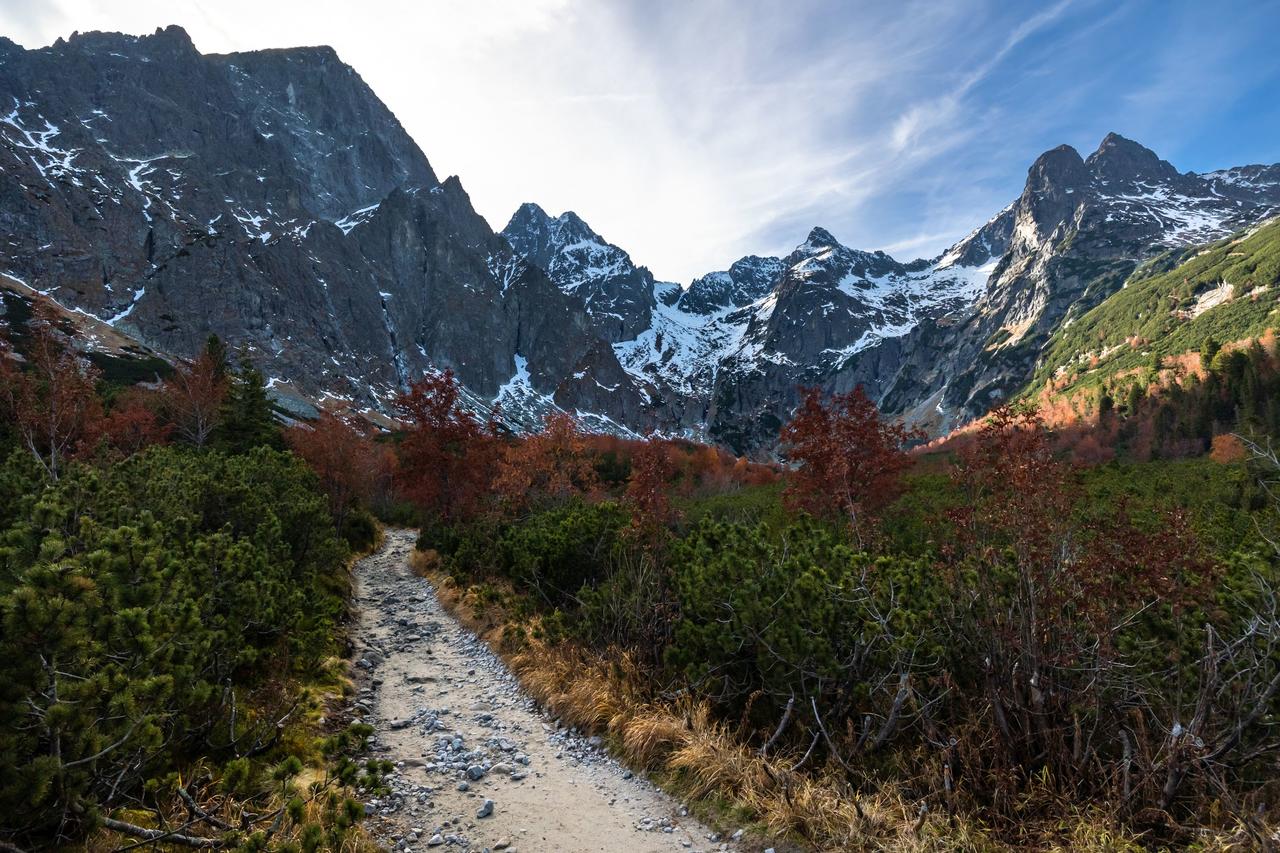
[950,404,1215,661]
[0,307,102,478]
[159,352,226,447]
[89,388,171,458]
[286,412,396,528]
[779,385,920,543]
[624,437,680,543]
[1209,433,1246,463]
[394,369,496,524]
[493,411,598,516]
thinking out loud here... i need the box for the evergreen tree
[0,446,347,842]
[1125,383,1144,416]
[1201,336,1221,370]
[1097,388,1114,421]
[204,333,229,382]
[217,353,281,453]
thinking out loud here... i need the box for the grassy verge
[408,548,1221,853]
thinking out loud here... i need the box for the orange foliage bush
[395,369,496,523]
[494,411,599,515]
[779,385,920,544]
[0,306,102,478]
[1209,433,1246,464]
[287,412,396,527]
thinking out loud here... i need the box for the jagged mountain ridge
[0,25,654,431]
[501,203,657,342]
[499,203,1011,442]
[501,133,1278,450]
[871,134,1280,440]
[2,26,1278,452]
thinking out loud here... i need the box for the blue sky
[2,0,1279,280]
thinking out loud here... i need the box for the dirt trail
[350,529,743,853]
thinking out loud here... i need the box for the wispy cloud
[1,0,1277,279]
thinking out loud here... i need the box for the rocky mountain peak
[800,226,841,251]
[506,201,552,226]
[502,204,619,270]
[1086,131,1179,184]
[61,24,198,58]
[678,255,784,315]
[149,24,197,49]
[1025,144,1088,195]
[501,205,655,342]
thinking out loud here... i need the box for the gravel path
[351,530,743,853]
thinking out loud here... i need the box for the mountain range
[2,26,1278,452]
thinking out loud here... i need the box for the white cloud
[0,0,1206,280]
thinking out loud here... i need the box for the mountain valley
[2,26,1278,451]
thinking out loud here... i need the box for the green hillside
[1030,217,1280,396]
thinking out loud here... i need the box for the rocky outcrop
[678,255,785,315]
[875,133,1280,434]
[501,203,657,342]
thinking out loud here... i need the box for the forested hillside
[1034,217,1280,397]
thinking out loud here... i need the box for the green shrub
[488,500,627,607]
[341,508,379,553]
[0,446,347,842]
[666,519,944,720]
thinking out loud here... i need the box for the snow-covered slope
[506,209,1011,443]
[501,203,656,341]
[504,134,1280,451]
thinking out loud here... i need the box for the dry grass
[423,562,1013,851]
[421,554,1273,852]
[409,546,440,578]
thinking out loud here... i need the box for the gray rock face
[4,28,1278,453]
[678,255,786,315]
[501,202,656,342]
[679,135,1279,450]
[0,26,651,429]
[499,201,660,343]
[875,134,1280,435]
[700,218,1011,450]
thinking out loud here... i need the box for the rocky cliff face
[0,26,651,429]
[876,133,1280,435]
[3,28,1277,452]
[571,132,1276,451]
[501,204,656,343]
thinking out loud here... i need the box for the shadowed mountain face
[2,27,1278,451]
[0,25,653,430]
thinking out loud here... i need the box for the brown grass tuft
[621,710,691,768]
[414,546,1183,852]
[409,547,440,577]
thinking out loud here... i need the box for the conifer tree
[1201,336,1221,370]
[218,352,281,453]
[204,333,229,381]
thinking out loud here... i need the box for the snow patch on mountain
[335,202,380,234]
[1104,182,1243,247]
[613,287,746,398]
